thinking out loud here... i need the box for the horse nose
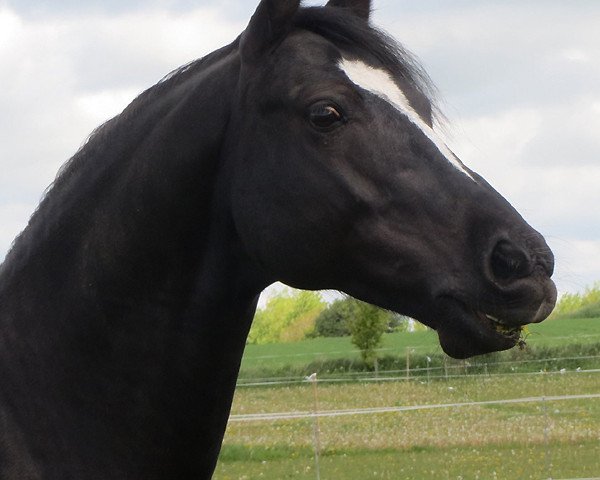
[487,237,554,283]
[536,243,555,277]
[489,239,533,282]
[483,235,556,326]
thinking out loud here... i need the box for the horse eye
[308,102,345,131]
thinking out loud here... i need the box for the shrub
[312,299,354,337]
[552,282,600,319]
[348,301,388,368]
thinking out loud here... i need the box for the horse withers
[0,0,556,478]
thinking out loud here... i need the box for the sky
[1,0,599,300]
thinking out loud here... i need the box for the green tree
[313,298,354,337]
[551,282,600,319]
[348,300,388,368]
[313,298,409,338]
[248,288,325,344]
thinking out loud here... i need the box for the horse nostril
[538,246,555,277]
[490,239,533,281]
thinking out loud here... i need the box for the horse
[0,0,556,478]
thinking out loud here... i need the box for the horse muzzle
[431,232,557,359]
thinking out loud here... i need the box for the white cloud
[0,203,33,256]
[448,108,543,169]
[75,88,142,126]
[0,5,20,43]
[549,238,600,294]
[560,48,592,64]
[450,105,600,229]
[377,2,600,117]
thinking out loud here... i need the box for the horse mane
[294,6,441,121]
[1,40,241,274]
[49,38,241,204]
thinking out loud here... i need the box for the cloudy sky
[1,0,599,299]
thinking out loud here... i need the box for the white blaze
[339,58,474,180]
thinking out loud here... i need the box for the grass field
[239,317,600,379]
[216,316,600,479]
[215,373,600,479]
[216,441,600,479]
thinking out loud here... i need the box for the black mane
[143,6,439,119]
[48,39,241,203]
[1,40,241,275]
[294,6,440,118]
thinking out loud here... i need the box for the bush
[312,299,354,337]
[552,283,600,319]
[348,301,388,368]
[248,289,325,344]
[313,298,410,338]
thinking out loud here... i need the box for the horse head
[228,0,556,358]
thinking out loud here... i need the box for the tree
[313,298,409,338]
[348,300,388,368]
[312,298,354,337]
[248,289,325,344]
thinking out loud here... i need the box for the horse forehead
[338,58,475,181]
[281,31,341,74]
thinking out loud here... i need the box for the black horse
[0,0,556,478]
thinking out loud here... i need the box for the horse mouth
[432,298,532,359]
[476,311,523,341]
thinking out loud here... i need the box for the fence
[236,353,600,387]
[219,359,600,479]
[229,392,600,423]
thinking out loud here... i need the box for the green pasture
[220,315,600,478]
[215,373,600,479]
[239,316,600,379]
[215,441,600,479]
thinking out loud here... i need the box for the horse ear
[326,0,371,20]
[240,0,301,64]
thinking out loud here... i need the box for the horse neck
[0,46,265,479]
[2,46,252,318]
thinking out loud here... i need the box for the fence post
[306,373,321,480]
[443,355,449,381]
[541,368,552,480]
[426,356,431,383]
[405,347,410,381]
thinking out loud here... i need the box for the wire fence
[229,392,600,422]
[223,355,600,479]
[236,354,600,387]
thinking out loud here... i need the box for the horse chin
[427,276,558,359]
[429,297,524,359]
